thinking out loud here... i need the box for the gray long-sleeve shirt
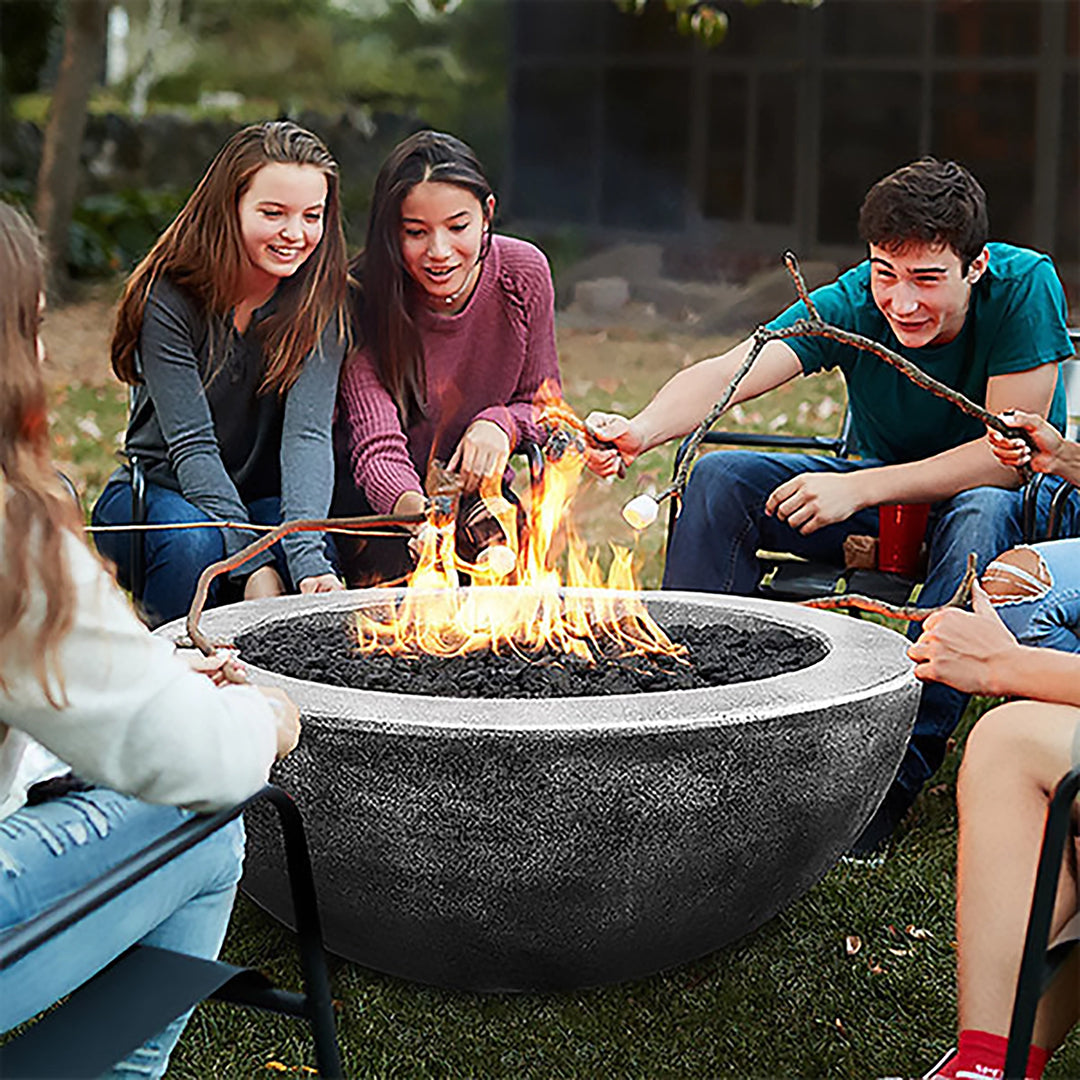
[118,276,344,584]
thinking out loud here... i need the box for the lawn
[39,286,1080,1079]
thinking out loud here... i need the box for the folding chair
[0,784,343,1080]
[1004,762,1080,1080]
[665,409,925,607]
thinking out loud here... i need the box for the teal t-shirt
[765,243,1073,463]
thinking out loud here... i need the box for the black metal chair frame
[0,784,344,1080]
[1004,763,1080,1079]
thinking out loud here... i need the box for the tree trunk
[34,0,107,296]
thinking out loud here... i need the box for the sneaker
[921,1046,957,1079]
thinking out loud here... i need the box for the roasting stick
[183,512,426,656]
[86,520,413,539]
[799,552,978,623]
[621,251,1035,528]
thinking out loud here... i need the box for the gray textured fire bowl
[157,589,919,992]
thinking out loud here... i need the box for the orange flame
[351,417,684,664]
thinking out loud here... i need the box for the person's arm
[278,322,346,591]
[454,246,563,492]
[7,537,287,812]
[987,408,1080,486]
[585,338,803,475]
[908,581,1080,705]
[336,348,426,515]
[138,282,273,577]
[765,362,1058,533]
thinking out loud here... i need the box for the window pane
[819,72,921,244]
[512,68,595,223]
[514,0,600,58]
[931,71,1037,243]
[601,68,691,229]
[935,0,1040,58]
[1058,73,1079,265]
[703,74,747,221]
[601,0,692,57]
[721,0,803,58]
[823,0,924,57]
[755,74,797,225]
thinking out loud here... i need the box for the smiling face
[868,241,988,348]
[237,162,328,296]
[399,180,493,311]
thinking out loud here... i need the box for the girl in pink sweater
[334,130,562,584]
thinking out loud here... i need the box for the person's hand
[583,412,643,477]
[178,648,248,686]
[988,409,1065,475]
[448,420,511,494]
[299,573,345,594]
[764,472,865,534]
[257,686,301,759]
[243,565,286,601]
[907,581,1020,695]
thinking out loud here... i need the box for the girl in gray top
[92,121,349,626]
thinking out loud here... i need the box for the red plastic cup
[877,502,931,576]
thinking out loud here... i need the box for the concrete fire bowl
[157,589,919,992]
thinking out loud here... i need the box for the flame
[351,416,684,664]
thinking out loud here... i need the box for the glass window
[513,0,601,58]
[601,0,692,57]
[754,74,797,225]
[823,0,924,57]
[818,72,921,244]
[935,0,1040,58]
[721,0,803,58]
[702,73,748,221]
[1058,73,1079,266]
[511,68,596,223]
[931,71,1037,243]
[601,68,691,229]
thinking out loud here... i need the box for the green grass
[43,310,1080,1078]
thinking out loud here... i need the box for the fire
[350,413,684,664]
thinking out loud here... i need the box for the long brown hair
[350,130,494,425]
[112,121,348,395]
[0,203,82,706]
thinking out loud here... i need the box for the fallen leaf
[869,961,884,975]
[927,784,949,797]
[768,413,789,431]
[887,947,912,957]
[906,925,932,940]
[834,1017,848,1037]
[594,377,622,393]
[845,934,862,956]
[265,1064,288,1073]
[76,416,103,439]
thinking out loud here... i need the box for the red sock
[932,1030,1051,1080]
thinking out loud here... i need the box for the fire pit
[156,586,917,992]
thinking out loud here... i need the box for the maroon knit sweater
[336,235,562,514]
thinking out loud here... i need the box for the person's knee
[981,545,1052,605]
[958,701,1036,799]
[147,528,223,577]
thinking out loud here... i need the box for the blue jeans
[993,537,1080,653]
[0,790,244,1078]
[663,450,1026,801]
[91,481,290,628]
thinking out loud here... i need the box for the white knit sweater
[0,527,277,819]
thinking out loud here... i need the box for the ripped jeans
[986,537,1080,653]
[0,789,245,1078]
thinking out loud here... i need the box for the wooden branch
[800,552,978,623]
[658,251,1035,509]
[185,513,425,656]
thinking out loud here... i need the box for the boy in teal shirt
[586,158,1075,855]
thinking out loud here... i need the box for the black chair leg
[262,787,344,1080]
[1004,764,1080,1079]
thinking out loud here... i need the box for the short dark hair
[858,157,988,273]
